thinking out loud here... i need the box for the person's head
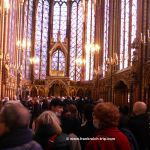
[32,97,38,103]
[4,97,9,101]
[133,101,147,116]
[35,111,62,134]
[2,97,9,105]
[68,104,77,118]
[50,98,64,117]
[93,102,120,129]
[0,101,30,136]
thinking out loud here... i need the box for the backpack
[120,128,140,150]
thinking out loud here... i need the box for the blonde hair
[35,111,62,134]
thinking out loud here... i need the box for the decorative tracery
[8,0,17,76]
[85,0,95,80]
[23,0,33,79]
[70,0,84,81]
[53,0,67,42]
[103,0,109,76]
[51,49,65,72]
[34,0,49,79]
[120,0,137,69]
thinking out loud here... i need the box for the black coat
[129,113,150,150]
[0,128,42,150]
[78,121,96,150]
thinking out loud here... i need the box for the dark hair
[50,98,64,107]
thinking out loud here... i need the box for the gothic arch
[113,80,128,106]
[76,88,84,97]
[85,88,92,98]
[114,80,128,89]
[48,79,68,96]
[38,87,45,97]
[49,79,67,89]
[50,42,68,57]
[49,44,67,76]
[30,86,38,97]
[69,87,76,97]
[113,78,129,89]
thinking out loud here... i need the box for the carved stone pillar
[16,0,24,99]
[1,1,9,98]
[0,0,2,99]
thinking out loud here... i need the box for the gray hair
[133,101,147,115]
[0,101,31,129]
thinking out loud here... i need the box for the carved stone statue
[2,64,9,84]
[131,50,139,82]
[131,50,138,74]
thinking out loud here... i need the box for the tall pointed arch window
[8,0,17,76]
[23,0,33,79]
[70,0,84,81]
[103,0,109,76]
[85,0,95,80]
[131,0,137,60]
[53,0,67,42]
[120,0,137,69]
[34,0,49,79]
[51,49,65,72]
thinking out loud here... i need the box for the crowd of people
[0,95,150,150]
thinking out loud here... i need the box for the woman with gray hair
[0,101,43,150]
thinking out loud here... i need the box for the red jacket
[85,127,131,150]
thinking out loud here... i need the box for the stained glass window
[8,0,17,76]
[120,0,137,69]
[147,1,150,58]
[34,0,49,79]
[103,0,109,76]
[51,49,65,72]
[70,0,84,81]
[131,0,137,60]
[41,1,49,79]
[23,0,33,79]
[53,0,67,42]
[22,0,98,81]
[85,0,95,80]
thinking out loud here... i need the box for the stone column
[1,0,9,98]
